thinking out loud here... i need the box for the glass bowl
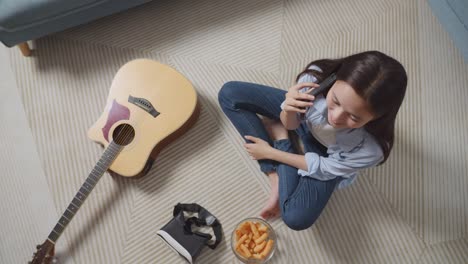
[231,217,277,263]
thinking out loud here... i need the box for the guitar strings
[114,118,135,144]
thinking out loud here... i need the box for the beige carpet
[1,0,468,263]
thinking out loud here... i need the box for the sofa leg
[18,42,31,57]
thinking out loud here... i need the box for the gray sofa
[427,0,468,62]
[0,0,151,55]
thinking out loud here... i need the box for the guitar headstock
[29,240,56,264]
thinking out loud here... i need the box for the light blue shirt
[283,68,384,189]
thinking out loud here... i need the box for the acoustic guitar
[30,59,199,263]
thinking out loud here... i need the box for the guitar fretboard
[47,141,123,243]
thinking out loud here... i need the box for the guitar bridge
[128,95,160,117]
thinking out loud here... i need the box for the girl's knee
[218,81,243,104]
[281,212,314,231]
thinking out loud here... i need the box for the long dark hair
[296,51,407,163]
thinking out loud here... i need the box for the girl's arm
[268,148,308,171]
[280,110,301,130]
[244,135,307,170]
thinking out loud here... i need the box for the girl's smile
[326,80,375,129]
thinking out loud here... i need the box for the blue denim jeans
[218,81,340,231]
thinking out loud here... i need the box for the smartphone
[300,73,337,120]
[308,73,337,96]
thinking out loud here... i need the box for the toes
[260,208,273,219]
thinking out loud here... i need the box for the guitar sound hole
[112,124,135,146]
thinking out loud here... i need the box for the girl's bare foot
[258,117,286,219]
[260,172,281,219]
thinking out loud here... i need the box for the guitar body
[88,59,198,177]
[30,59,198,263]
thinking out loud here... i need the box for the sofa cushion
[0,0,105,32]
[428,0,468,63]
[446,0,468,28]
[0,0,151,47]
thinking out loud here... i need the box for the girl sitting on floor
[218,50,407,231]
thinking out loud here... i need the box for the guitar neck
[47,141,123,243]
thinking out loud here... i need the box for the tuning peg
[36,244,41,249]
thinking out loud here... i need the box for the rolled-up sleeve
[297,72,318,86]
[298,143,384,181]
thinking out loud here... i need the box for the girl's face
[326,80,375,129]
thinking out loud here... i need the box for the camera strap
[173,203,222,249]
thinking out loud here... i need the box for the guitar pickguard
[102,100,130,142]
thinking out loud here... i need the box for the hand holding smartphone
[299,73,337,120]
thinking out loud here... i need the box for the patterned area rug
[1,0,467,263]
